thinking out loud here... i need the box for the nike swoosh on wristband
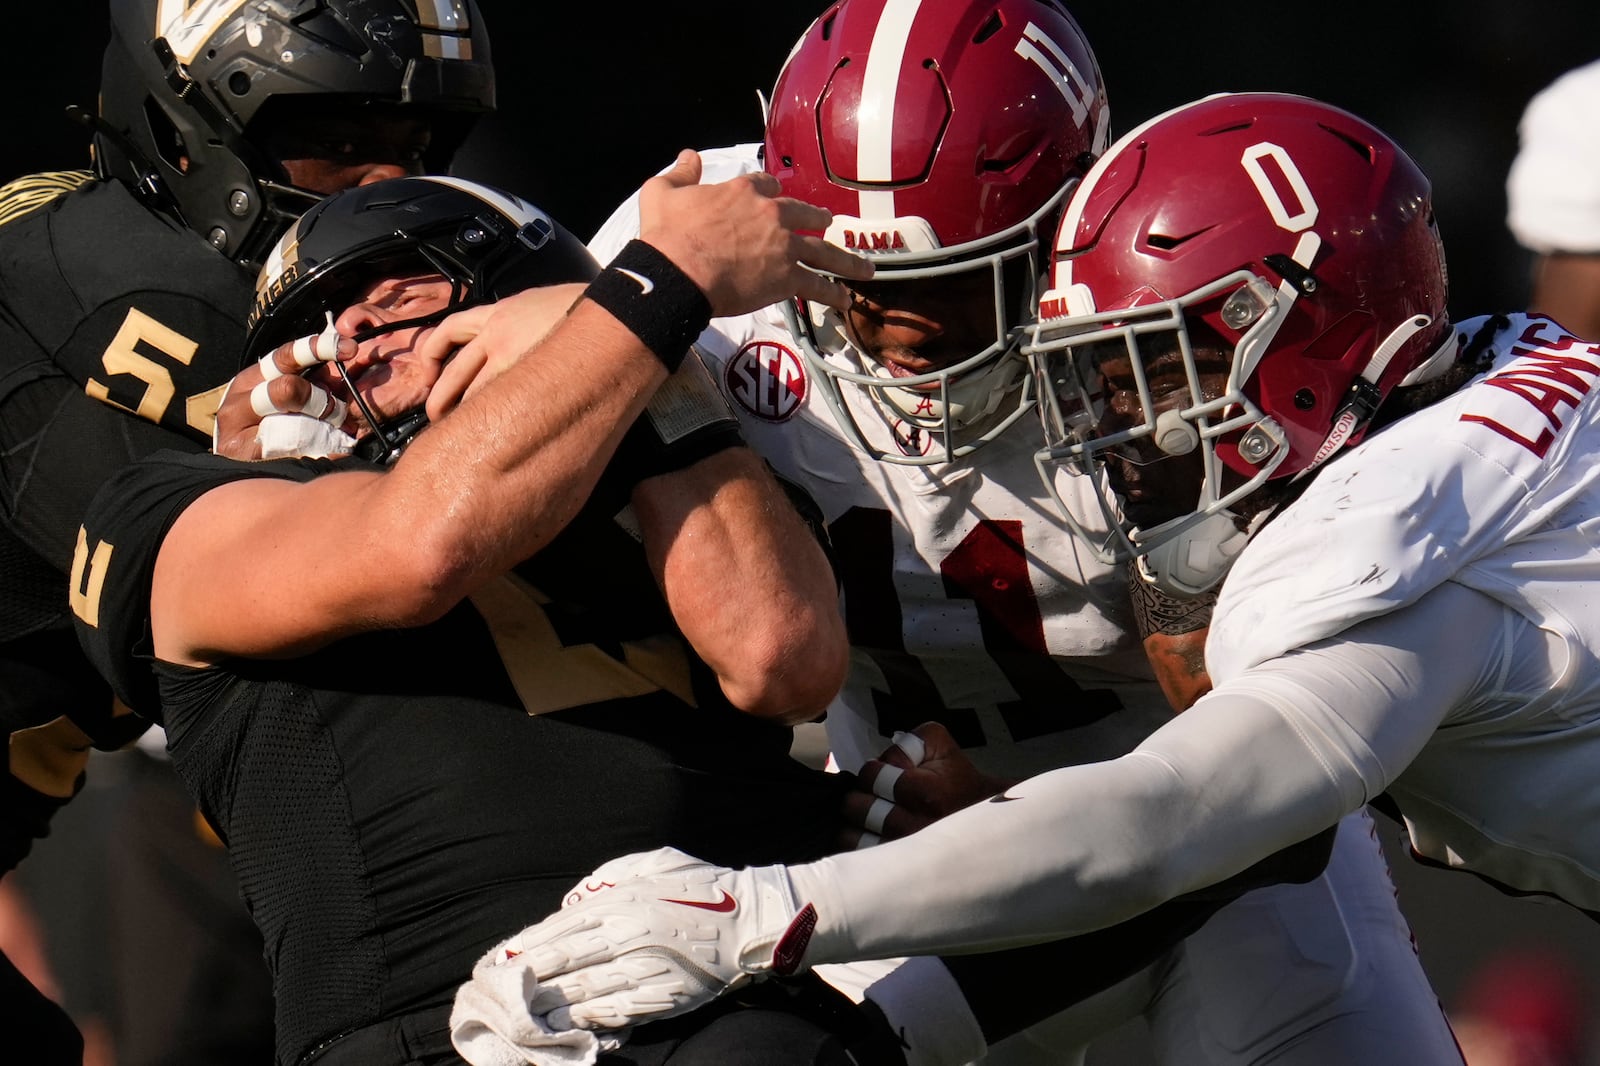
[616,267,655,294]
[988,791,1021,803]
[659,889,737,913]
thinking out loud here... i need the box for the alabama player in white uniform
[576,6,1462,1064]
[471,89,1600,1054]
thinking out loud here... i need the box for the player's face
[256,103,432,195]
[310,273,456,435]
[1089,334,1232,530]
[843,269,997,382]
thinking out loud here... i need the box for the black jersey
[76,451,849,1066]
[0,172,255,742]
[0,171,254,560]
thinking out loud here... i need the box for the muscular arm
[633,447,848,723]
[153,298,669,664]
[151,154,869,665]
[792,581,1499,961]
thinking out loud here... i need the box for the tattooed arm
[1128,571,1215,712]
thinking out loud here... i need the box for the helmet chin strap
[352,407,431,466]
[1132,508,1251,597]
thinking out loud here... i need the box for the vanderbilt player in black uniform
[73,169,895,1064]
[0,1,492,1060]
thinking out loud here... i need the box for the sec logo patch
[725,340,807,422]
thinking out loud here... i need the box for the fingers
[637,156,872,320]
[860,729,929,799]
[258,321,353,380]
[839,789,928,847]
[425,341,486,422]
[658,149,703,190]
[840,730,935,847]
[247,376,347,426]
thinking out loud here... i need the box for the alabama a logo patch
[891,419,937,458]
[725,340,807,422]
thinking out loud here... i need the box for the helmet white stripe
[1014,23,1089,127]
[856,0,924,219]
[422,175,547,229]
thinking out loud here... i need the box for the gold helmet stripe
[158,0,255,65]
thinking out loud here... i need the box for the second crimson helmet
[764,0,1108,464]
[1027,92,1454,591]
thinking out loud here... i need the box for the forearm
[791,691,1357,961]
[634,447,848,721]
[378,299,669,606]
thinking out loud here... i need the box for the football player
[71,169,897,1066]
[470,89,1600,1051]
[0,0,492,1059]
[566,5,1464,1063]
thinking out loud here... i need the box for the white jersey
[592,146,1464,1065]
[592,144,1166,781]
[805,313,1600,960]
[1210,311,1600,907]
[1507,58,1600,254]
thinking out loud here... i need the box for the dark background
[7,0,1600,1059]
[7,1,1598,317]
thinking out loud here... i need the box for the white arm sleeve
[791,581,1508,961]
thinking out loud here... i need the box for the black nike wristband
[584,240,713,372]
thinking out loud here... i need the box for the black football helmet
[246,175,598,460]
[95,0,495,268]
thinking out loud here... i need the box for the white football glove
[483,847,819,1030]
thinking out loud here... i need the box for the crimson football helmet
[96,0,495,268]
[765,0,1108,464]
[1026,93,1454,593]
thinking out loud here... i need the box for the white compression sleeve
[789,580,1507,963]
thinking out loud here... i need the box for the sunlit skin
[304,272,458,436]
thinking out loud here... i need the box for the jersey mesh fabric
[166,667,382,1065]
[87,453,852,1064]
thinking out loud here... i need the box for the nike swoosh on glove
[486,847,819,1030]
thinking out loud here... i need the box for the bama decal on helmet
[724,340,807,422]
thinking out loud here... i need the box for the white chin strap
[1133,510,1250,597]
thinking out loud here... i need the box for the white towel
[450,958,629,1066]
